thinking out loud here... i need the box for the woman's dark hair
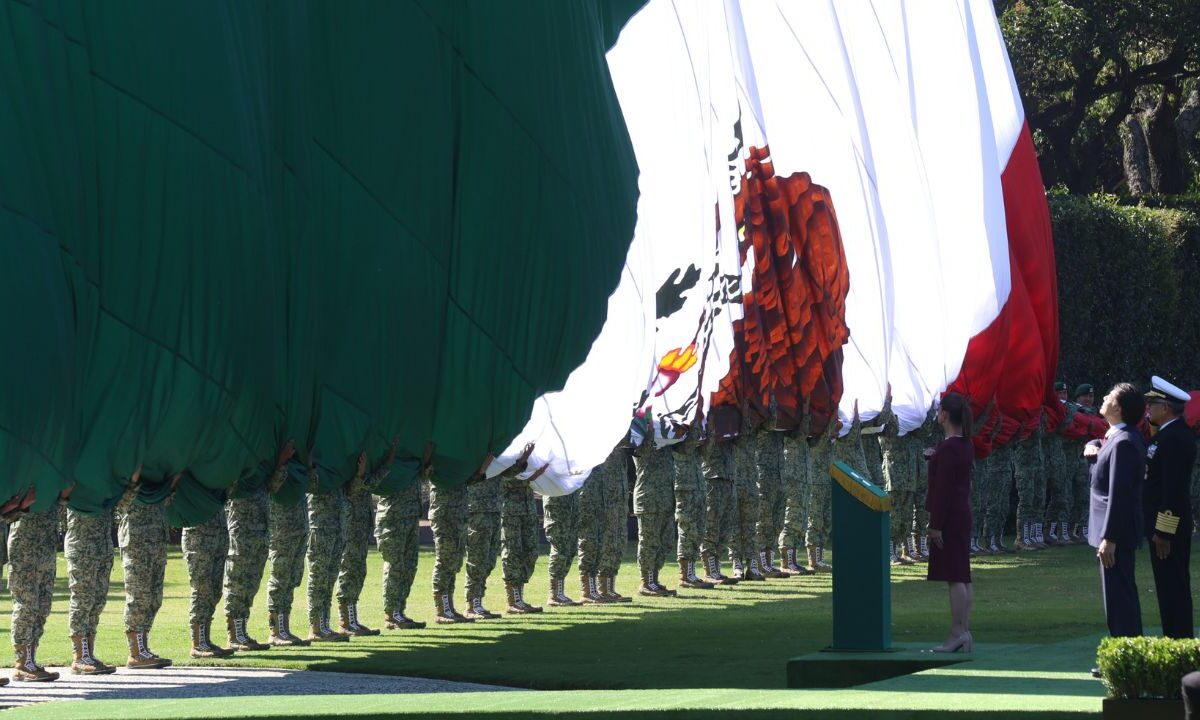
[941,392,973,438]
[1112,383,1146,426]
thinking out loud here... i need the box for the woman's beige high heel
[930,632,973,653]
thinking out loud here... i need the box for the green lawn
[0,540,1183,691]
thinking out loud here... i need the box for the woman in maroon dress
[924,392,974,653]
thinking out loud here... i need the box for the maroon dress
[925,435,973,583]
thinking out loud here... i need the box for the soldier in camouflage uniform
[182,506,236,659]
[826,405,870,569]
[986,436,1016,552]
[337,444,396,637]
[731,412,764,580]
[597,446,632,603]
[306,457,353,642]
[583,444,633,601]
[543,488,581,606]
[777,410,812,575]
[753,413,787,578]
[500,445,544,614]
[375,466,426,631]
[266,461,312,646]
[908,406,941,559]
[463,466,503,620]
[9,501,61,681]
[430,473,472,623]
[632,435,676,597]
[673,425,713,589]
[65,502,118,675]
[224,457,283,653]
[119,487,173,669]
[1013,413,1046,550]
[1043,403,1073,545]
[701,431,739,583]
[876,401,914,564]
[805,412,838,572]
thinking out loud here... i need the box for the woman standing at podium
[924,392,975,653]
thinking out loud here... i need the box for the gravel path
[0,666,515,709]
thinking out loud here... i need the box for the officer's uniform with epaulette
[1143,376,1197,639]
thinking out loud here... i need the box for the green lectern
[830,460,892,652]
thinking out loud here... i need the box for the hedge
[1096,636,1200,700]
[1050,192,1200,393]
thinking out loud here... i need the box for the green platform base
[788,644,969,688]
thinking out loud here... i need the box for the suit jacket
[1143,418,1197,542]
[1088,426,1146,549]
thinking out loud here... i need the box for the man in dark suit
[1086,383,1147,638]
[1144,376,1197,639]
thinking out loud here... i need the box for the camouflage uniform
[985,442,1015,544]
[120,500,170,632]
[543,492,579,580]
[672,428,707,563]
[66,507,115,638]
[1042,419,1071,539]
[731,419,761,567]
[632,444,675,579]
[908,413,941,544]
[306,480,347,626]
[1013,417,1046,543]
[778,418,811,552]
[753,429,786,554]
[464,476,501,601]
[267,495,309,617]
[182,508,229,627]
[701,440,737,558]
[598,452,629,583]
[501,474,539,586]
[224,487,270,622]
[579,448,628,578]
[877,408,913,550]
[336,480,374,607]
[8,506,59,646]
[862,426,885,488]
[805,420,837,550]
[375,479,423,616]
[430,482,469,596]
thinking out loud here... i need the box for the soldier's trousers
[1044,459,1070,529]
[120,501,169,633]
[65,507,114,638]
[8,507,58,646]
[732,472,760,563]
[968,457,987,539]
[1070,458,1090,528]
[464,511,500,600]
[985,452,1014,539]
[779,473,810,551]
[306,488,346,624]
[702,478,737,557]
[675,476,706,562]
[183,509,229,626]
[600,475,628,578]
[756,473,786,553]
[430,484,468,596]
[267,496,308,616]
[224,490,269,620]
[543,493,579,580]
[501,484,539,586]
[636,512,674,577]
[805,472,831,550]
[375,484,421,615]
[336,487,374,606]
[576,478,604,577]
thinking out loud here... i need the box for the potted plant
[1097,636,1200,719]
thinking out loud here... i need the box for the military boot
[703,551,739,584]
[13,643,58,682]
[805,547,820,573]
[191,621,235,659]
[743,554,767,581]
[891,541,913,565]
[434,592,474,623]
[600,575,632,603]
[779,547,811,576]
[228,616,270,650]
[339,603,381,636]
[987,534,1001,554]
[548,576,582,606]
[759,549,786,579]
[465,594,502,620]
[125,630,172,669]
[814,547,832,573]
[652,571,678,596]
[580,573,607,604]
[678,558,715,589]
[900,535,918,563]
[309,612,351,641]
[969,536,981,555]
[385,609,426,630]
[70,634,116,675]
[1046,521,1059,545]
[1014,523,1035,551]
[730,557,746,580]
[638,570,662,597]
[506,583,544,614]
[268,612,312,646]
[919,535,930,560]
[1033,523,1046,548]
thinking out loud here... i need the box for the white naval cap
[1146,375,1190,403]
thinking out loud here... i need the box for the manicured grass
[0,539,1188,691]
